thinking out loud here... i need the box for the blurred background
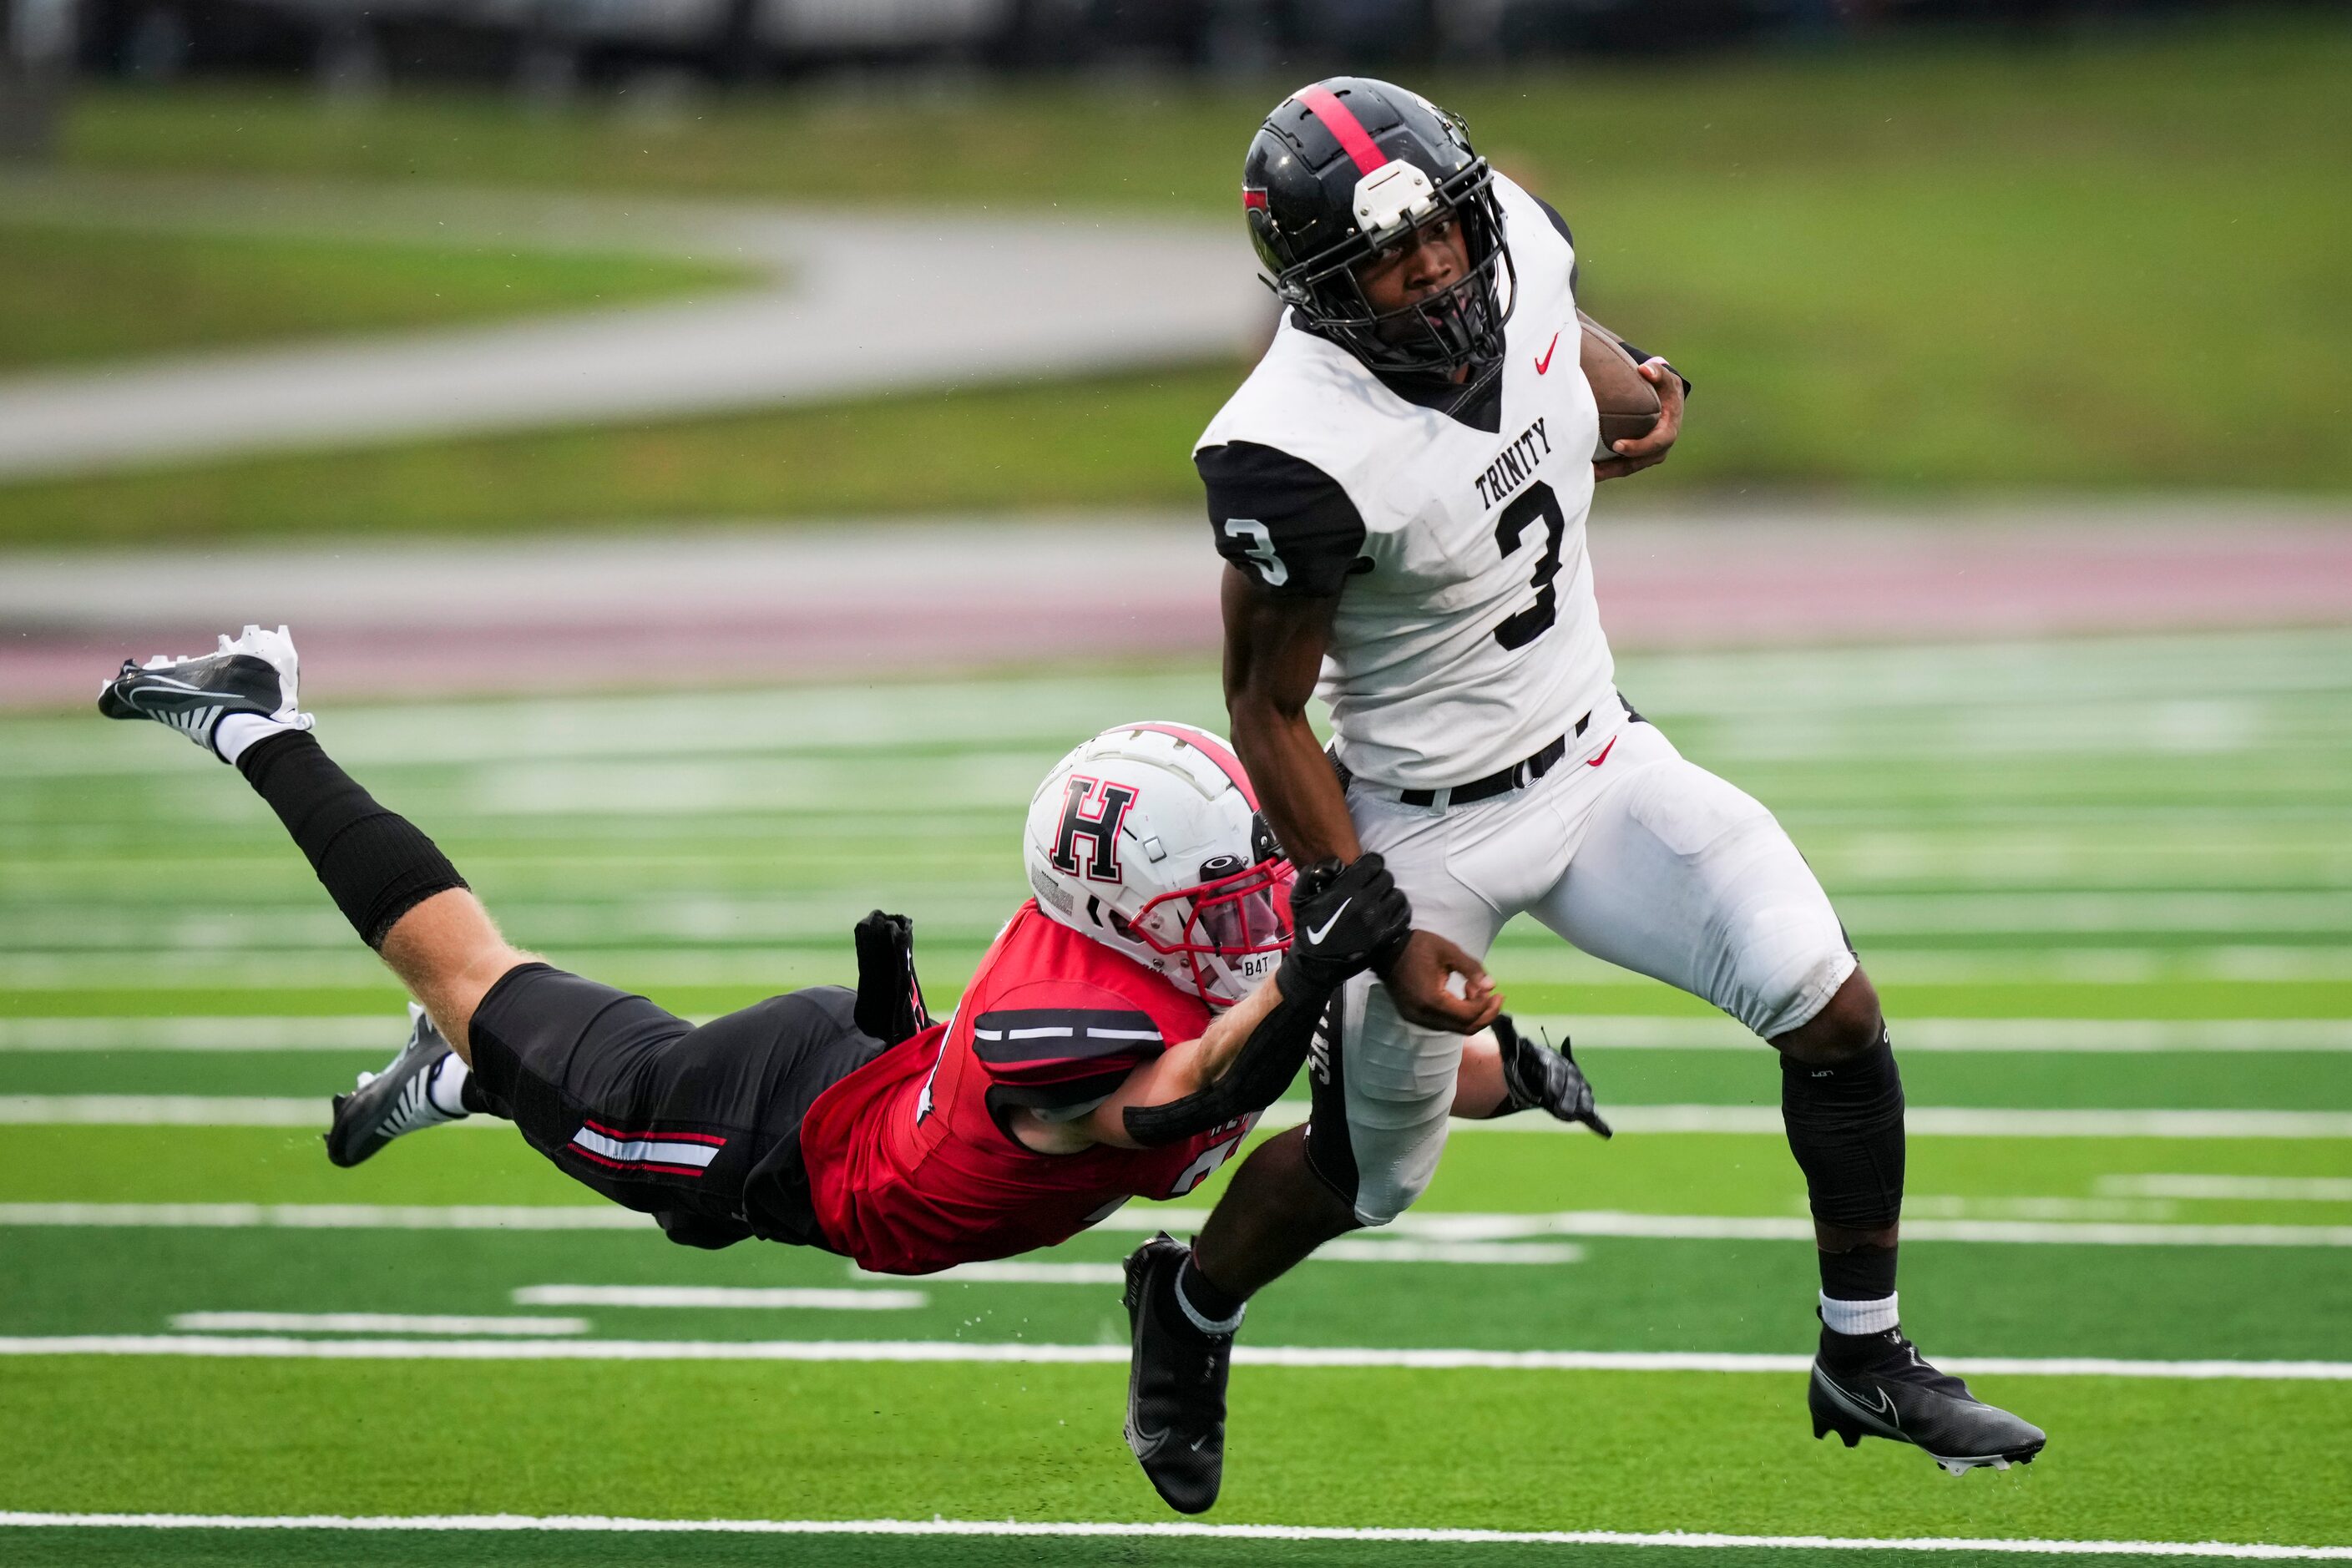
[2,0,2350,1542]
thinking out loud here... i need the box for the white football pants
[1325,703,1856,1226]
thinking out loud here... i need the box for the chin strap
[1121,955,1329,1149]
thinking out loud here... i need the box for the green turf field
[0,217,745,374]
[3,629,2349,1565]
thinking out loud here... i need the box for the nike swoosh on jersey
[1534,331,1560,375]
[1585,737,1617,766]
[1303,898,1353,946]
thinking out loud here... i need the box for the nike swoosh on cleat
[1816,1369,1901,1433]
[1303,898,1353,946]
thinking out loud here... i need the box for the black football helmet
[1242,77,1515,378]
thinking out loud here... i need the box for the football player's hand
[1380,928,1503,1034]
[1594,358,1684,482]
[1281,853,1413,996]
[1495,1014,1611,1136]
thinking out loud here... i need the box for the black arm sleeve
[1198,441,1368,599]
[1120,962,1328,1147]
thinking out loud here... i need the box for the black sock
[1818,1243,1900,1326]
[236,731,468,951]
[1171,1252,1247,1335]
[1782,1024,1905,1276]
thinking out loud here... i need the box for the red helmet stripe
[1296,84,1388,177]
[1125,722,1262,812]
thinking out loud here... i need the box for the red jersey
[797,902,1257,1276]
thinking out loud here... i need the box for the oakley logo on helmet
[1050,775,1137,883]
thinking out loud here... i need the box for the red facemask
[1130,856,1296,1007]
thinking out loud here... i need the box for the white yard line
[1539,1018,2352,1054]
[513,1286,924,1312]
[8,1202,2350,1247]
[1,1337,2346,1381]
[0,1017,398,1051]
[0,1096,501,1127]
[2099,1176,2352,1202]
[12,1014,2348,1054]
[168,1313,589,1336]
[0,1203,652,1230]
[842,1242,1588,1284]
[10,1095,2351,1138]
[1,1513,2348,1560]
[2,1513,2346,1560]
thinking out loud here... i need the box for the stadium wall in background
[58,0,2351,90]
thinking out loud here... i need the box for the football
[1578,311,1663,458]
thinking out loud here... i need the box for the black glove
[852,910,932,1045]
[1279,852,1413,999]
[1495,1014,1611,1137]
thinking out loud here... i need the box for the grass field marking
[839,1244,1589,1285]
[0,1095,488,1126]
[0,1017,397,1050]
[1547,1019,2352,1054]
[2100,1176,2352,1202]
[12,1202,2352,1248]
[1107,1209,2352,1249]
[5,1338,2349,1382]
[18,1095,2352,1138]
[1439,1108,2352,1139]
[3,1513,2349,1560]
[511,1286,926,1311]
[13,1015,2352,1054]
[0,1201,650,1230]
[852,1261,1125,1285]
[168,1312,591,1336]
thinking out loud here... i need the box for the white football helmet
[1024,721,1292,1008]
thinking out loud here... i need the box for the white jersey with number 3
[1197,173,1615,792]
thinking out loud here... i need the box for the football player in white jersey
[1119,77,2045,1512]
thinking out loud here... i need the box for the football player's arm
[1078,968,1291,1151]
[1220,566,1358,867]
[1086,854,1413,1150]
[1525,193,1688,483]
[1587,317,1687,483]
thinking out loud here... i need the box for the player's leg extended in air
[96,626,893,1252]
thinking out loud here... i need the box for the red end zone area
[3,504,2348,707]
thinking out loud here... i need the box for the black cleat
[97,624,311,761]
[1122,1232,1235,1515]
[1809,1322,2047,1474]
[326,1004,464,1169]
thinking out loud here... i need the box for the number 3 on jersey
[1222,518,1289,589]
[1492,481,1565,650]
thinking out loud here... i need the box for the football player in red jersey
[97,629,1606,1273]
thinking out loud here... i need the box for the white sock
[426,1053,473,1118]
[1819,1290,1899,1337]
[1175,1269,1246,1337]
[214,712,301,766]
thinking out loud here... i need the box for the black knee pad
[1781,1024,1905,1231]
